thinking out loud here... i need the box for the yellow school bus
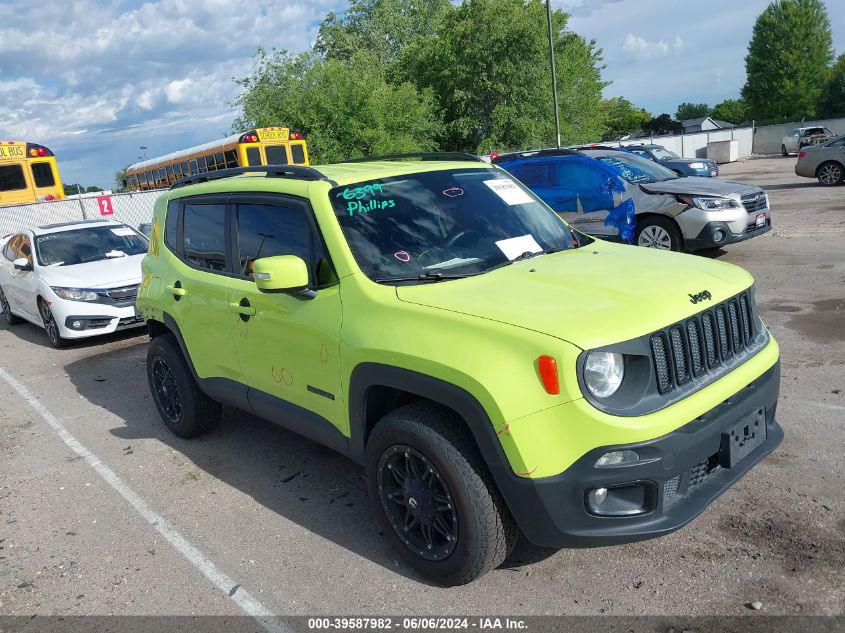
[125,127,310,191]
[0,141,64,206]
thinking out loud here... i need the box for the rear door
[549,160,616,236]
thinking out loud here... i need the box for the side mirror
[252,255,310,295]
[13,257,32,271]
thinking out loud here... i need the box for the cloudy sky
[1,0,843,188]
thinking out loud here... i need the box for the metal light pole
[546,0,561,149]
[140,146,148,161]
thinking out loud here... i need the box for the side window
[829,137,845,147]
[165,201,179,252]
[554,161,606,190]
[215,153,225,170]
[189,159,198,175]
[31,163,55,188]
[246,147,261,166]
[224,150,238,168]
[235,203,312,278]
[291,143,306,164]
[0,164,27,192]
[183,203,227,271]
[158,168,166,184]
[206,155,217,172]
[181,161,190,176]
[511,163,548,187]
[197,156,208,173]
[166,165,175,181]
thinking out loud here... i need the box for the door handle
[229,301,256,316]
[165,284,186,297]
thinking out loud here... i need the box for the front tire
[634,216,682,251]
[366,402,518,586]
[781,144,788,156]
[0,287,23,325]
[146,334,221,438]
[817,161,844,186]
[38,299,66,348]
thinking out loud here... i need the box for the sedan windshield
[35,225,148,266]
[330,168,578,283]
[649,146,678,160]
[595,153,680,184]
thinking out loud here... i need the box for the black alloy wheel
[39,300,64,347]
[377,445,459,561]
[151,357,183,426]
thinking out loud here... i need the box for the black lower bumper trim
[687,219,771,251]
[498,361,781,548]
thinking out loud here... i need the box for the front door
[226,197,345,432]
[5,234,39,321]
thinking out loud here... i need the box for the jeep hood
[396,244,753,350]
[640,176,760,197]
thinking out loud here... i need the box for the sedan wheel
[817,162,843,186]
[39,300,66,348]
[0,287,23,325]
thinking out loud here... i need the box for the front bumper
[56,306,145,338]
[499,361,781,548]
[684,217,772,250]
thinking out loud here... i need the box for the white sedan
[0,220,148,348]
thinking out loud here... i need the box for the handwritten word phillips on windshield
[347,199,396,215]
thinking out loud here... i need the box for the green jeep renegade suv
[137,154,782,585]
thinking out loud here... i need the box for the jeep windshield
[330,168,578,284]
[595,154,680,184]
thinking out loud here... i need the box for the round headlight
[584,352,624,398]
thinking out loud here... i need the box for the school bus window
[31,162,55,188]
[173,163,182,179]
[138,172,147,185]
[129,175,138,189]
[246,147,261,166]
[158,168,166,183]
[265,145,288,165]
[0,165,27,191]
[166,165,175,181]
[224,150,238,168]
[208,155,218,171]
[181,161,190,176]
[215,152,224,169]
[189,159,198,175]
[197,156,207,173]
[291,143,306,164]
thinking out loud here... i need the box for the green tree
[641,114,683,136]
[403,0,607,153]
[113,166,129,193]
[601,97,651,141]
[742,0,834,121]
[232,49,439,164]
[316,0,452,69]
[675,102,711,121]
[818,54,845,117]
[62,183,103,196]
[710,98,749,124]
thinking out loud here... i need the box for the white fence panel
[0,189,165,236]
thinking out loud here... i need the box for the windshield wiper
[374,271,477,284]
[483,249,556,273]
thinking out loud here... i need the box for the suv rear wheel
[817,161,843,186]
[146,333,221,438]
[366,402,517,586]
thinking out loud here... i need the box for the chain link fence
[0,189,166,236]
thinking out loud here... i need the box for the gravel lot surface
[0,156,842,619]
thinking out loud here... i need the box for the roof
[681,117,710,126]
[33,219,124,236]
[127,132,243,172]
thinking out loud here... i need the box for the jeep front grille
[650,290,759,395]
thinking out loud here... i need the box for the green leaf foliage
[232,49,439,164]
[818,54,845,118]
[710,98,749,125]
[601,97,651,141]
[641,114,683,136]
[675,102,711,121]
[742,0,834,121]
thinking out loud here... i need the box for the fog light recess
[585,482,656,517]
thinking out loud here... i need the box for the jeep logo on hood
[689,290,712,304]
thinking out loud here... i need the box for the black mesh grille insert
[647,291,760,396]
[669,327,688,384]
[651,334,672,394]
[686,320,704,376]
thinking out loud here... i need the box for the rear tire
[146,333,221,438]
[0,287,23,325]
[816,161,844,186]
[366,402,518,586]
[634,216,682,251]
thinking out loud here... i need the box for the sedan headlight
[688,162,706,169]
[691,196,739,210]
[584,352,624,398]
[51,287,98,302]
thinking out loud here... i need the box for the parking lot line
[0,365,288,632]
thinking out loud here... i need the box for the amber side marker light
[537,355,560,395]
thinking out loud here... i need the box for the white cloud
[622,33,684,60]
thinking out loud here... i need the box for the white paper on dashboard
[483,179,534,205]
[495,234,543,260]
[110,227,135,236]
